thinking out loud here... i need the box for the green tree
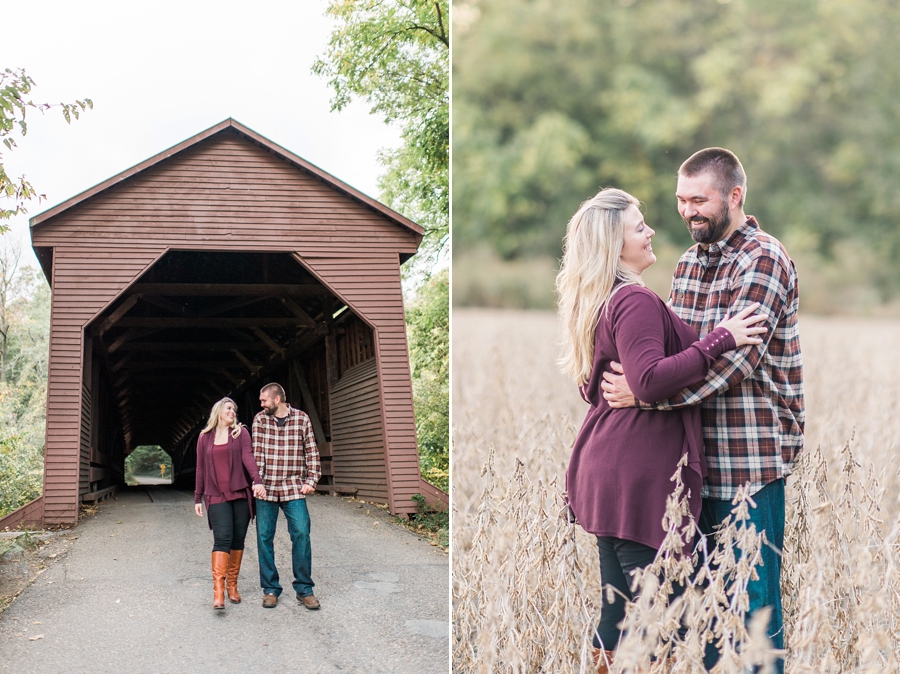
[406,268,449,491]
[0,263,50,518]
[313,0,449,266]
[126,445,172,477]
[1,67,92,226]
[453,0,900,308]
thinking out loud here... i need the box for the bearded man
[602,148,804,673]
[252,382,322,610]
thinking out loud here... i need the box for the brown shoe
[212,551,228,610]
[297,593,320,610]
[225,550,243,604]
[262,593,278,608]
[592,648,614,674]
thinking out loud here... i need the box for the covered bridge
[25,118,441,526]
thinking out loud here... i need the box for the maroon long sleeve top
[566,285,735,549]
[194,426,263,527]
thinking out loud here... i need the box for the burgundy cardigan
[194,426,262,510]
[566,285,735,550]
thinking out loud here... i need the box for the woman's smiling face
[619,204,656,274]
[219,401,236,427]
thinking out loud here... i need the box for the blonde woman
[194,397,266,609]
[557,188,765,669]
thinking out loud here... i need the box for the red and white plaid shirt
[642,217,805,499]
[252,405,321,501]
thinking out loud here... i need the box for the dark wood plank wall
[338,314,376,374]
[300,352,331,439]
[330,358,387,501]
[32,129,421,523]
[79,380,91,496]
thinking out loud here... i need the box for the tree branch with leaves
[313,0,449,268]
[0,67,92,228]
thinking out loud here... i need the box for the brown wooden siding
[33,125,423,523]
[330,358,387,502]
[0,497,44,530]
[300,254,420,514]
[31,132,419,257]
[42,247,166,523]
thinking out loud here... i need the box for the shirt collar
[696,216,758,266]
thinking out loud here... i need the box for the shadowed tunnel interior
[82,251,379,497]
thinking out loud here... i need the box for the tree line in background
[125,445,173,485]
[453,0,900,313]
[405,268,449,491]
[0,240,49,518]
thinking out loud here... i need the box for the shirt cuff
[695,326,737,361]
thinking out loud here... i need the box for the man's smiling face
[676,171,733,245]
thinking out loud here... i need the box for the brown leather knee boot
[593,648,615,674]
[225,549,244,604]
[212,551,228,609]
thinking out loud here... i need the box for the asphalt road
[0,486,449,673]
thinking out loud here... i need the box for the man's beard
[684,200,731,244]
[263,404,278,416]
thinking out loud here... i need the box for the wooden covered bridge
[15,119,444,527]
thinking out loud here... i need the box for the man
[252,382,322,610]
[601,148,804,671]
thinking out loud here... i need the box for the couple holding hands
[193,383,322,612]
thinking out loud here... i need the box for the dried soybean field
[452,309,900,673]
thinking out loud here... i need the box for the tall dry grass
[452,309,900,672]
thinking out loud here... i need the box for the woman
[556,188,765,669]
[194,397,266,609]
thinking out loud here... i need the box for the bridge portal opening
[79,251,384,506]
[125,445,174,485]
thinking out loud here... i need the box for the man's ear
[730,185,743,210]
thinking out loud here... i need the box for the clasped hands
[193,483,269,517]
[601,361,637,409]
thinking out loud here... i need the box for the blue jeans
[699,478,785,674]
[255,498,315,597]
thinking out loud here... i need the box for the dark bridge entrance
[86,250,373,499]
[29,119,442,525]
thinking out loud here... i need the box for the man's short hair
[679,147,747,207]
[260,382,286,402]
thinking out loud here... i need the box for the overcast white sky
[1,0,402,272]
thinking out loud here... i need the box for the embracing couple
[193,383,322,612]
[558,148,804,673]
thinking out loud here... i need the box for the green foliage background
[314,0,449,267]
[406,269,449,492]
[453,0,900,313]
[0,272,49,518]
[124,445,173,485]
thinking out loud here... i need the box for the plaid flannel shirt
[252,405,321,501]
[641,217,805,499]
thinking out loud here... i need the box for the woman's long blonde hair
[556,188,645,386]
[200,397,243,438]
